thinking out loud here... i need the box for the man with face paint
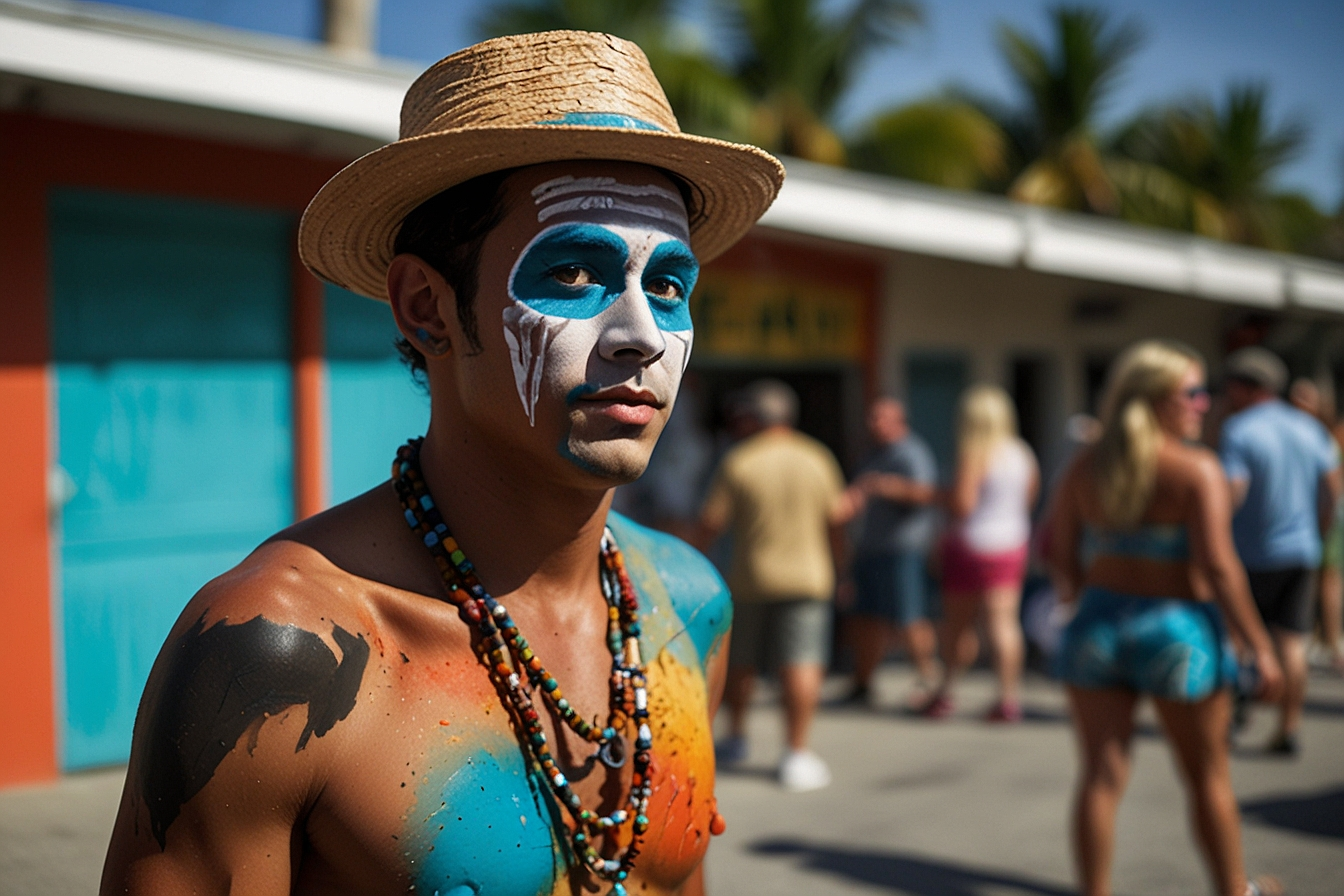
[102,31,783,896]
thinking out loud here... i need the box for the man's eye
[645,277,683,301]
[550,265,596,287]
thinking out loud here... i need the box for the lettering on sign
[690,271,865,361]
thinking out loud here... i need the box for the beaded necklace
[392,438,650,896]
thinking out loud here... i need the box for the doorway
[50,189,294,769]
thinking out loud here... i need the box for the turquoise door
[50,190,294,770]
[326,285,429,504]
[906,352,969,483]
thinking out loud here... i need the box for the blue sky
[106,0,1344,209]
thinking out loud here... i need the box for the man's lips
[576,386,664,425]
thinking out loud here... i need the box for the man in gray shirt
[841,397,940,704]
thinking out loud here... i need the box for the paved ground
[3,666,1342,896]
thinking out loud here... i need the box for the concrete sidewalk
[3,667,1342,895]
[705,667,1344,896]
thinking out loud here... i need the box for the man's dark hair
[391,168,516,373]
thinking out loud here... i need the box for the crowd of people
[634,341,1343,896]
[673,378,1041,795]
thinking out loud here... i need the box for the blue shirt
[854,433,939,556]
[1220,399,1337,570]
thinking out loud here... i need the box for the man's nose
[597,276,666,364]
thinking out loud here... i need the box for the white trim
[1023,210,1192,295]
[0,1,408,140]
[761,175,1024,266]
[1290,263,1344,313]
[770,159,1344,311]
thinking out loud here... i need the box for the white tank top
[957,439,1033,553]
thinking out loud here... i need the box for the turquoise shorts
[1055,587,1236,701]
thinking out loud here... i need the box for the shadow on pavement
[1241,786,1344,840]
[748,837,1075,895]
[715,764,778,781]
[1302,696,1344,718]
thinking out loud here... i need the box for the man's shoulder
[131,540,377,849]
[765,429,841,475]
[190,539,368,631]
[154,541,377,720]
[608,513,731,667]
[892,433,935,466]
[1221,403,1268,442]
[1227,400,1325,447]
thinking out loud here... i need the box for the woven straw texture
[299,31,785,300]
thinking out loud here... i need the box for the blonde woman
[923,385,1038,721]
[1048,341,1284,896]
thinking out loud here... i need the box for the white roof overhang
[763,159,1344,313]
[0,0,408,142]
[4,0,1343,313]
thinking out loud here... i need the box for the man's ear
[387,254,454,356]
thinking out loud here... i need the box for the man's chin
[558,436,653,485]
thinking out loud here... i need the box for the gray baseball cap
[1223,346,1288,394]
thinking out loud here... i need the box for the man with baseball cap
[102,31,782,896]
[1220,346,1342,756]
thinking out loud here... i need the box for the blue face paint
[565,383,601,405]
[643,239,698,331]
[509,223,697,329]
[510,223,629,319]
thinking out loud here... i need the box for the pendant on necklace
[597,734,627,769]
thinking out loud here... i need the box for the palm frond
[850,99,1006,189]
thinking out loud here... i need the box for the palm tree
[1111,83,1319,249]
[995,5,1143,213]
[849,97,1007,190]
[479,0,921,164]
[721,0,922,164]
[849,6,1141,204]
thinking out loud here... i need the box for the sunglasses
[1182,386,1211,402]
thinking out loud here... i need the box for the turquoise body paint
[509,223,697,328]
[607,513,731,670]
[408,745,566,896]
[404,515,728,893]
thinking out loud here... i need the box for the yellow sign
[690,271,866,361]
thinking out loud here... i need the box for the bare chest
[299,634,717,896]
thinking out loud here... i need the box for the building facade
[3,1,1344,785]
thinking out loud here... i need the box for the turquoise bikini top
[1080,523,1190,567]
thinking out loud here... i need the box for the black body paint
[135,614,370,848]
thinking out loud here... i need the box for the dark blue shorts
[1055,587,1237,701]
[852,551,929,626]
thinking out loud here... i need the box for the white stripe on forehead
[532,175,682,205]
[536,195,680,224]
[531,175,688,236]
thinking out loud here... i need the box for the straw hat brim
[299,123,785,301]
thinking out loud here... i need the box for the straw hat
[299,30,785,301]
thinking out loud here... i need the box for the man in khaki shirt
[698,379,849,791]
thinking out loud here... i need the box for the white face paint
[531,175,690,237]
[501,175,697,429]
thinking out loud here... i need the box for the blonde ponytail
[1093,341,1202,528]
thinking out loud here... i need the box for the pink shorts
[940,536,1028,595]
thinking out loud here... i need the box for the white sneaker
[778,749,831,792]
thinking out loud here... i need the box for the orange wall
[0,112,344,785]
